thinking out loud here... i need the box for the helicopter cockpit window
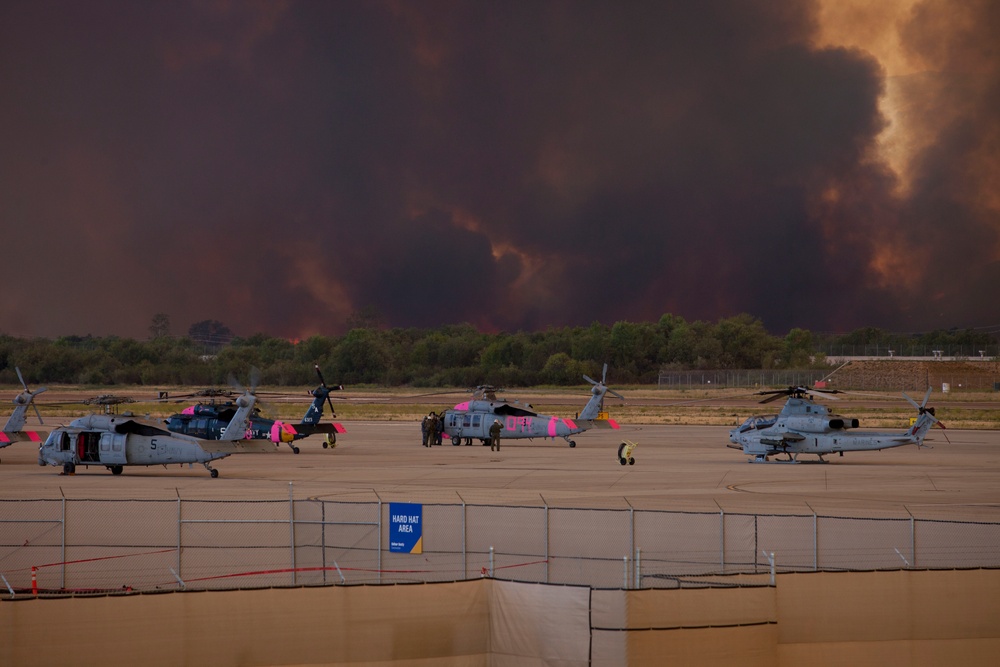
[472,415,481,428]
[755,415,778,429]
[739,415,778,432]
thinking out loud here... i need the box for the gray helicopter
[728,386,943,463]
[37,381,272,478]
[0,367,48,461]
[437,364,623,448]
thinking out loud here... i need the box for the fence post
[626,498,635,583]
[458,492,467,580]
[542,496,549,584]
[715,500,725,572]
[623,556,629,590]
[375,492,383,584]
[176,488,182,583]
[806,502,818,571]
[905,505,916,567]
[321,500,327,585]
[288,482,296,585]
[762,551,775,586]
[60,489,66,589]
[634,547,641,589]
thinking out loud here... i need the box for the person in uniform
[427,412,439,446]
[434,412,444,445]
[421,415,430,447]
[489,419,503,451]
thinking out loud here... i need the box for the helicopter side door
[99,432,127,465]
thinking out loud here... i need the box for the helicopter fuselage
[729,395,937,463]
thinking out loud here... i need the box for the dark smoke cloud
[0,0,996,339]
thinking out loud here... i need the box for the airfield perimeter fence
[657,370,830,389]
[3,493,1000,597]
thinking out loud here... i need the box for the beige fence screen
[2,570,998,666]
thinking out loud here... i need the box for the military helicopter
[437,364,623,448]
[37,379,271,478]
[164,365,346,453]
[728,386,943,463]
[1,368,48,461]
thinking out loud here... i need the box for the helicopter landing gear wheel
[211,469,219,478]
[110,465,123,475]
[569,440,576,448]
[322,434,336,449]
[628,457,635,465]
[451,436,462,446]
[204,462,219,478]
[62,462,76,475]
[619,457,627,465]
[292,446,300,454]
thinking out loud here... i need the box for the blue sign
[389,503,423,554]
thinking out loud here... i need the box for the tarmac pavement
[1,422,998,521]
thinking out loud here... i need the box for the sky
[1,0,998,340]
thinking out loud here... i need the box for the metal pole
[458,492,467,580]
[715,500,725,572]
[905,505,916,567]
[321,500,327,585]
[761,551,775,586]
[541,495,549,584]
[806,502,817,571]
[625,498,635,584]
[289,482,296,585]
[60,489,66,589]
[634,547,641,589]
[377,496,382,584]
[623,556,628,589]
[176,488,182,582]
[489,546,494,578]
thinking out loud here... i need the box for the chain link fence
[2,496,999,597]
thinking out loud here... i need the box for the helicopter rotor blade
[15,367,29,393]
[607,389,625,401]
[601,363,608,385]
[901,391,921,411]
[583,375,598,386]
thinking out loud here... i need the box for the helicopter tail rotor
[315,364,344,417]
[14,366,47,425]
[902,387,945,429]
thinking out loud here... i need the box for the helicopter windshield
[737,415,778,432]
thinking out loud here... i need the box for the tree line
[0,314,995,387]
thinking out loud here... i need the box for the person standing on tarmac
[434,412,444,445]
[421,415,430,447]
[489,419,503,451]
[427,413,439,446]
